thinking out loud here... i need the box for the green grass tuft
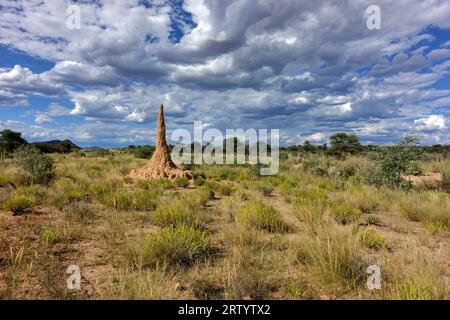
[3,194,36,214]
[236,201,287,232]
[150,202,208,229]
[139,226,209,266]
[330,204,361,224]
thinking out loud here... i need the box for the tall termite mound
[129,104,193,181]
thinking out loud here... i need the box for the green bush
[236,201,286,232]
[3,194,36,214]
[375,136,422,187]
[140,226,209,266]
[330,204,361,224]
[14,146,54,184]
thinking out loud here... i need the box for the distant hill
[30,139,81,153]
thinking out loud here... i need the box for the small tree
[327,132,362,157]
[14,146,54,184]
[302,140,315,153]
[375,136,422,187]
[0,129,27,154]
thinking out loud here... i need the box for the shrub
[40,227,60,246]
[330,204,361,224]
[236,201,286,232]
[150,203,208,229]
[14,146,54,184]
[140,226,209,266]
[375,136,422,187]
[3,194,36,214]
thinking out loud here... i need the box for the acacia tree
[327,132,362,157]
[0,129,28,155]
[376,136,422,187]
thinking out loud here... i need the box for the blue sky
[0,0,449,147]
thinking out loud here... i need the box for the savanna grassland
[0,149,449,300]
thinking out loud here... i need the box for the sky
[0,0,449,147]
